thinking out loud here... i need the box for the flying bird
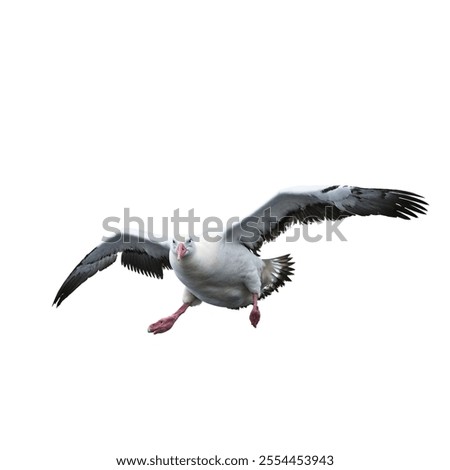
[53,185,427,334]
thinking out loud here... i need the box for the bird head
[172,236,195,261]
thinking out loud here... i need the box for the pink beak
[176,243,188,261]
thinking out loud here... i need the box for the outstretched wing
[53,232,171,307]
[225,185,428,254]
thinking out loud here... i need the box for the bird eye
[187,238,192,244]
[172,239,176,245]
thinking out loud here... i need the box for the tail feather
[261,254,295,299]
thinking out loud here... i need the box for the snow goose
[53,185,427,334]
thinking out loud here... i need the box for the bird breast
[170,240,263,308]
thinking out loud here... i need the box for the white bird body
[171,237,265,309]
[53,184,427,334]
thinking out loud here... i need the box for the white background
[1,1,449,469]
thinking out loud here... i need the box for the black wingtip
[52,293,63,308]
[391,190,428,219]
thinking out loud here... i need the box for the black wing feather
[227,186,428,254]
[53,232,171,307]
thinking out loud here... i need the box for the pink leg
[148,303,190,334]
[249,293,260,328]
